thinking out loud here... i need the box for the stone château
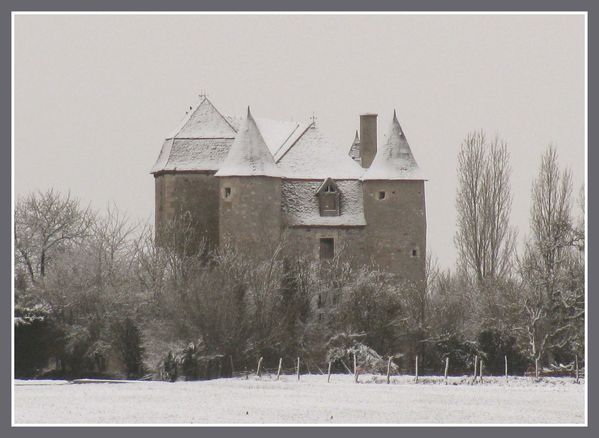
[151,96,427,283]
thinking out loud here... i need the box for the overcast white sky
[14,13,585,269]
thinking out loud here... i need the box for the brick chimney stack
[359,113,377,168]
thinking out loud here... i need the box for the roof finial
[393,109,398,121]
[198,90,209,100]
[311,112,318,124]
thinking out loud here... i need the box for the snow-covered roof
[277,125,365,180]
[227,115,311,160]
[169,96,238,139]
[315,177,339,195]
[362,110,425,181]
[152,97,312,174]
[151,138,234,173]
[215,108,282,178]
[282,179,366,227]
[348,130,361,164]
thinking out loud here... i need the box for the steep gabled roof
[315,177,339,195]
[362,110,425,181]
[277,125,365,180]
[151,97,238,173]
[169,96,237,139]
[215,108,282,178]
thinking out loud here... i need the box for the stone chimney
[359,113,377,168]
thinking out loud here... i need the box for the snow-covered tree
[518,146,584,365]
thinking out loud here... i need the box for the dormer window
[316,178,340,217]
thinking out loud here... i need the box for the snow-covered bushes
[325,332,399,374]
[158,342,227,381]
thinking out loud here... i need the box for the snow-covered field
[13,374,585,425]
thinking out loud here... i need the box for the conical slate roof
[362,110,425,180]
[215,108,282,177]
[348,130,361,164]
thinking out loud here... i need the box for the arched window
[316,178,340,216]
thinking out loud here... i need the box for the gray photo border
[2,0,594,437]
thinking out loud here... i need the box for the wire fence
[219,354,584,385]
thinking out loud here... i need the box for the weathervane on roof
[198,90,209,99]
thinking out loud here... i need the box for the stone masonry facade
[152,97,427,284]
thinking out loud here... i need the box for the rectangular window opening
[412,248,418,257]
[320,238,335,260]
[224,187,231,199]
[377,191,386,200]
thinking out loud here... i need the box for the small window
[224,187,231,199]
[320,238,335,260]
[377,191,386,200]
[411,248,419,257]
[320,194,338,216]
[316,179,341,217]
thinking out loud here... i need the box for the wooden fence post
[230,355,235,376]
[415,355,419,383]
[575,355,579,384]
[353,352,359,383]
[297,357,301,381]
[473,355,478,384]
[535,358,539,380]
[444,357,449,385]
[480,360,484,383]
[256,357,263,377]
[505,355,508,382]
[327,361,332,383]
[276,358,282,380]
[386,357,392,384]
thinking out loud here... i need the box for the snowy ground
[13,374,585,425]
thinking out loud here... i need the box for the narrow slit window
[412,248,419,257]
[224,187,231,199]
[320,238,335,260]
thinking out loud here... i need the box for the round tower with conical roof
[361,110,427,284]
[215,108,283,258]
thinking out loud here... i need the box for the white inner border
[10,10,589,428]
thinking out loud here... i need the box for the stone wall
[362,180,426,284]
[154,172,220,252]
[218,176,283,259]
[155,171,427,285]
[282,226,368,267]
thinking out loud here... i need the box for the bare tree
[529,145,573,300]
[454,131,516,284]
[14,189,94,285]
[518,145,583,364]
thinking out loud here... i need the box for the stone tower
[151,97,238,252]
[361,110,427,284]
[215,108,283,259]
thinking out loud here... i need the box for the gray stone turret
[215,107,283,258]
[362,110,427,283]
